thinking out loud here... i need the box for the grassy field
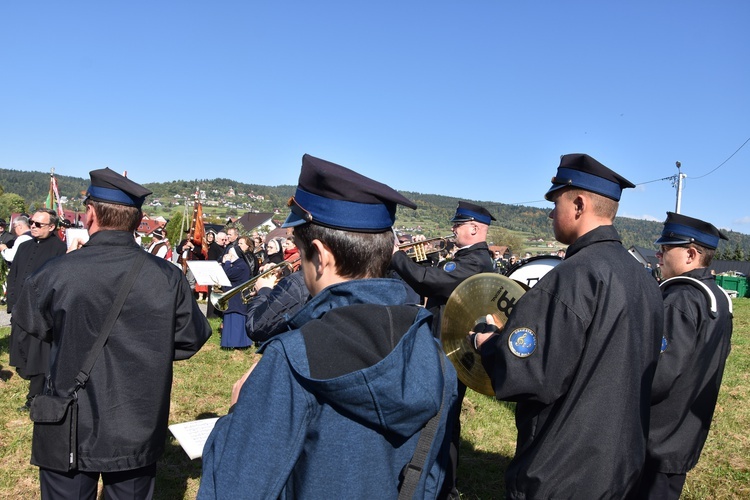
[2,302,749,499]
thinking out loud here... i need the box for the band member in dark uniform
[472,154,664,498]
[638,212,733,499]
[14,168,212,499]
[390,201,495,499]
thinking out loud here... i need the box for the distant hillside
[2,167,750,258]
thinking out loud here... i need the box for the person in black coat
[14,169,211,498]
[637,213,733,499]
[472,154,663,498]
[7,209,67,411]
[390,201,496,499]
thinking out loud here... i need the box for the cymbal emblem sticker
[443,262,457,272]
[508,327,537,358]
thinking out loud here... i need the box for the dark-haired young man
[14,168,211,499]
[200,154,458,499]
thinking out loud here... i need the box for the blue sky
[1,1,748,234]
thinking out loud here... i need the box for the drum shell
[504,255,562,289]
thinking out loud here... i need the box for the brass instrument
[210,259,297,312]
[398,235,453,262]
[441,273,526,395]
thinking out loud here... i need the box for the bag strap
[74,251,147,390]
[398,351,448,499]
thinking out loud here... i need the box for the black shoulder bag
[29,251,147,472]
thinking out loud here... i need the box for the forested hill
[2,167,750,257]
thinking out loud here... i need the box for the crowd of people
[1,154,735,500]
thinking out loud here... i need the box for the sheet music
[168,417,220,460]
[187,260,231,287]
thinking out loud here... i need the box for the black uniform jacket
[647,267,733,473]
[390,241,494,336]
[480,225,664,499]
[7,235,67,376]
[14,230,212,472]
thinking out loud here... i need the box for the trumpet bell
[441,273,526,396]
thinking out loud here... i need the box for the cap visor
[282,212,308,228]
[654,236,692,246]
[544,184,566,201]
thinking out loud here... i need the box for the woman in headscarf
[265,238,284,265]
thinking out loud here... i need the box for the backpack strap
[398,351,448,499]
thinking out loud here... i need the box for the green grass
[2,303,750,499]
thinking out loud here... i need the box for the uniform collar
[84,230,141,248]
[564,225,621,260]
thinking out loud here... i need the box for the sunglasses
[30,220,51,228]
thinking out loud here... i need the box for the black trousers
[40,463,156,500]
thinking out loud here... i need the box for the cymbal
[441,273,526,396]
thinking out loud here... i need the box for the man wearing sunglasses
[7,209,67,411]
[638,212,733,499]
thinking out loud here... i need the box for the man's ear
[686,246,700,264]
[573,194,585,215]
[310,239,335,276]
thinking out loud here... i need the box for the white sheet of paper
[168,417,220,460]
[187,260,231,287]
[65,228,90,250]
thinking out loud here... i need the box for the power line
[506,136,750,205]
[692,135,750,180]
[636,134,750,186]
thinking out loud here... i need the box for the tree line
[2,167,750,260]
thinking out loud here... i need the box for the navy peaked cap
[87,168,151,208]
[545,153,635,202]
[283,154,417,232]
[450,201,496,225]
[655,212,728,250]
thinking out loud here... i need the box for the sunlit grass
[2,302,749,498]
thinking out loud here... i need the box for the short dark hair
[293,224,393,279]
[690,243,715,267]
[35,208,59,228]
[87,199,142,232]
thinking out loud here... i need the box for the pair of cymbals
[440,273,526,396]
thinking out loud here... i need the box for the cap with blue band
[545,153,634,202]
[450,201,496,225]
[655,212,727,250]
[285,188,399,231]
[87,167,151,208]
[283,154,417,232]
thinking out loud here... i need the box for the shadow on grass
[456,436,512,499]
[155,412,219,499]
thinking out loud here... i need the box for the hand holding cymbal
[441,273,525,396]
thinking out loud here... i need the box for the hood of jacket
[268,279,450,440]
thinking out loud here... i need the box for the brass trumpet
[398,236,453,262]
[210,259,297,312]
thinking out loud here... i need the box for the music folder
[186,260,231,287]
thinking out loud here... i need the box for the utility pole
[673,161,686,213]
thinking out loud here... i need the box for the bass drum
[504,255,562,289]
